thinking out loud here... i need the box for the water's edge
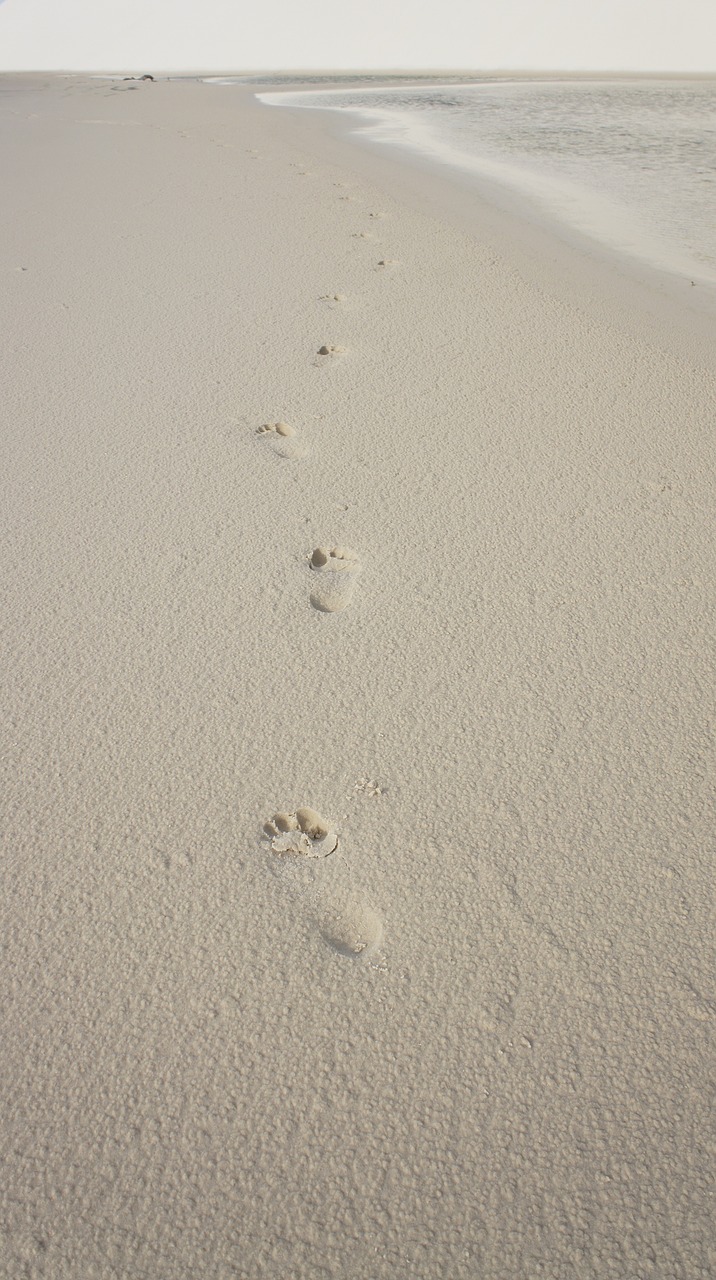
[255,79,716,321]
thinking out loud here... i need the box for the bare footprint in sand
[317,344,346,357]
[257,419,295,438]
[264,806,339,856]
[257,421,308,459]
[263,808,384,960]
[316,893,384,959]
[319,293,347,304]
[377,258,400,268]
[309,545,361,612]
[352,231,373,240]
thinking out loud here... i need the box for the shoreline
[252,79,716,363]
[258,77,716,291]
[1,73,714,1278]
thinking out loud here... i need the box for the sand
[0,73,714,1279]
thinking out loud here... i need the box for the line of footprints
[257,189,395,962]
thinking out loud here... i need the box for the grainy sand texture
[1,74,714,1279]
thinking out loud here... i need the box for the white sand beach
[1,74,714,1278]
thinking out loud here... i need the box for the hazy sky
[0,0,714,73]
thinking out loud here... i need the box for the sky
[0,0,714,73]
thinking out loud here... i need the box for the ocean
[254,77,716,291]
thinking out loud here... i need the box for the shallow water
[258,78,716,289]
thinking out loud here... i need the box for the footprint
[264,806,339,856]
[309,546,361,613]
[316,344,346,357]
[256,421,308,459]
[353,777,385,797]
[352,231,373,240]
[377,258,399,268]
[315,891,384,959]
[368,212,387,220]
[258,420,296,438]
[319,293,347,303]
[262,809,384,960]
